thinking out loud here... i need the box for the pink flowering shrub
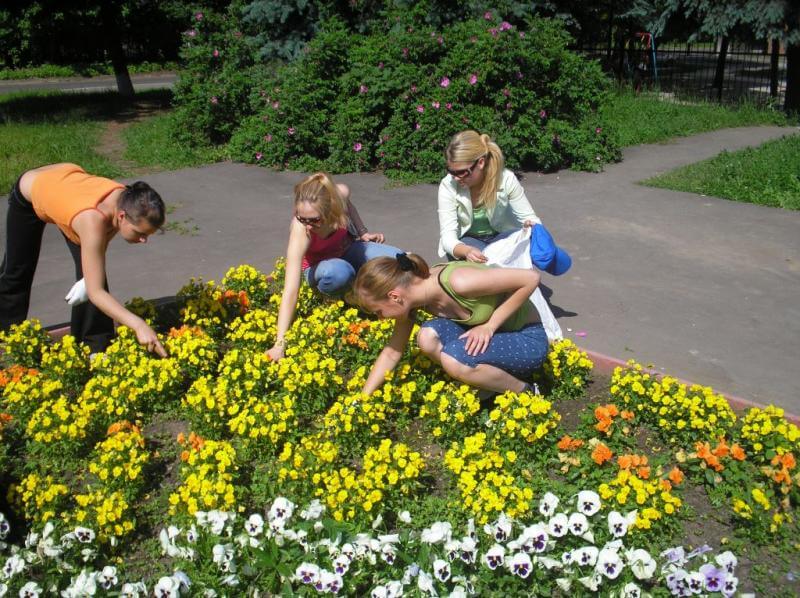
[178,10,619,179]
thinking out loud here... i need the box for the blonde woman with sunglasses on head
[438,130,541,262]
[266,172,402,362]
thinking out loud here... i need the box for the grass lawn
[599,88,789,147]
[642,133,800,210]
[123,112,220,171]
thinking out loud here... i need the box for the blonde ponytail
[352,253,430,307]
[444,130,505,209]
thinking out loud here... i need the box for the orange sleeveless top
[30,163,124,245]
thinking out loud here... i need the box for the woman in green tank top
[351,253,549,396]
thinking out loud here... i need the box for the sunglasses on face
[295,213,322,226]
[446,157,482,179]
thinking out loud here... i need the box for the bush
[170,3,263,146]
[174,10,620,178]
[228,16,619,180]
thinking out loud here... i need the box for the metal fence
[577,39,787,107]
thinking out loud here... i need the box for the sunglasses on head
[295,213,322,226]
[446,156,483,178]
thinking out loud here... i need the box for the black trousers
[0,178,114,352]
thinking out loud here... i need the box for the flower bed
[1,262,798,596]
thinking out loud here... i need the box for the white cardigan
[437,169,541,258]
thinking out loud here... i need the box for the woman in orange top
[0,163,166,356]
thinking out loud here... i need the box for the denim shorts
[420,317,549,379]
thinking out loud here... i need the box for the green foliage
[170,3,264,146]
[0,61,178,80]
[643,133,800,210]
[220,15,618,180]
[598,88,788,147]
[123,113,222,170]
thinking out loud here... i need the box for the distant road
[0,72,177,95]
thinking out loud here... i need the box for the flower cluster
[486,390,561,447]
[418,380,481,441]
[542,338,593,398]
[0,318,50,368]
[169,434,238,517]
[165,325,219,379]
[611,363,737,442]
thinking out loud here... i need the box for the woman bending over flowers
[267,172,402,361]
[438,130,540,262]
[352,252,549,395]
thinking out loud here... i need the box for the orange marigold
[668,467,685,486]
[592,443,613,465]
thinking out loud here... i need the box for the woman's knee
[416,327,441,356]
[314,260,355,294]
[440,352,473,379]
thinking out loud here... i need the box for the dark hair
[119,181,165,228]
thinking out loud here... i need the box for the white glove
[65,278,89,306]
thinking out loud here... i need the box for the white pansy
[607,511,629,538]
[555,577,571,592]
[535,556,563,570]
[573,546,599,567]
[417,570,437,596]
[153,576,180,598]
[449,586,468,598]
[539,491,560,517]
[398,511,412,524]
[245,514,264,536]
[378,534,400,546]
[371,514,383,529]
[206,511,232,535]
[686,570,706,594]
[268,497,295,522]
[420,522,452,545]
[459,536,477,564]
[444,539,460,561]
[221,574,239,587]
[433,559,451,582]
[173,571,191,592]
[381,544,397,565]
[211,543,235,571]
[626,548,656,580]
[576,491,601,516]
[547,513,569,537]
[371,586,388,598]
[98,566,118,590]
[484,513,512,542]
[722,573,738,596]
[386,580,404,597]
[332,555,351,576]
[296,563,320,585]
[482,544,505,570]
[73,527,95,544]
[622,582,642,598]
[300,499,325,520]
[119,582,147,598]
[509,552,533,579]
[596,547,623,579]
[715,551,738,575]
[0,582,7,597]
[61,569,97,597]
[578,572,601,591]
[0,513,8,540]
[568,512,589,536]
[18,582,42,598]
[1,554,25,580]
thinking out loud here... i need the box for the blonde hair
[351,253,430,308]
[294,172,348,228]
[444,130,505,209]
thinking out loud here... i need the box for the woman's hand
[134,323,167,357]
[266,344,285,362]
[464,247,488,263]
[459,323,495,355]
[523,219,534,228]
[360,232,385,243]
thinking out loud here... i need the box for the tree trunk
[785,43,800,114]
[99,0,134,97]
[770,38,780,98]
[713,36,729,102]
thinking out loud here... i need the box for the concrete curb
[582,346,800,426]
[44,321,800,426]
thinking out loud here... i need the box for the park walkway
[3,125,798,413]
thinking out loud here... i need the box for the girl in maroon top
[266,172,402,362]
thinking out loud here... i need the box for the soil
[95,95,170,175]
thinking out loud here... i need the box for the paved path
[0,72,176,95]
[2,125,799,413]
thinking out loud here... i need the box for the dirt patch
[96,97,170,176]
